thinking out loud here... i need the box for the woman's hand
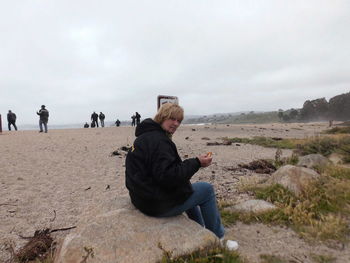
[197,153,212,167]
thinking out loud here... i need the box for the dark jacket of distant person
[125,118,200,216]
[7,110,18,131]
[37,106,49,122]
[91,112,98,121]
[99,112,105,120]
[7,110,17,123]
[135,112,141,125]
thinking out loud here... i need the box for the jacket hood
[135,118,164,137]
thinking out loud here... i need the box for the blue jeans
[157,182,225,238]
[39,120,48,133]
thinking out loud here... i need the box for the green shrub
[323,126,350,134]
[221,170,350,243]
[160,245,244,263]
[295,137,338,156]
[225,137,295,149]
[311,253,337,263]
[260,254,287,263]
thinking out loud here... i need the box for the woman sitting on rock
[125,102,238,250]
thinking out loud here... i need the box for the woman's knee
[192,182,215,196]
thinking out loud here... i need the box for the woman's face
[161,117,182,134]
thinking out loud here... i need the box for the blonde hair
[154,103,184,124]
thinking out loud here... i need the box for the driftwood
[238,159,276,174]
[14,227,76,262]
[206,140,232,146]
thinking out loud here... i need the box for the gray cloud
[1,0,349,125]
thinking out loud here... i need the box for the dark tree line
[278,92,350,122]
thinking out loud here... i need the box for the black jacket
[125,118,201,215]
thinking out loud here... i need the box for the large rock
[297,154,330,168]
[329,153,343,165]
[54,196,217,263]
[269,165,320,196]
[229,200,277,213]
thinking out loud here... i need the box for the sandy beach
[1,122,348,262]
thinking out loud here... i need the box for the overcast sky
[1,0,349,125]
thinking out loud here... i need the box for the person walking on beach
[99,112,106,127]
[7,110,18,131]
[37,105,49,133]
[115,119,121,127]
[125,103,238,250]
[131,114,136,126]
[91,112,99,128]
[135,112,141,126]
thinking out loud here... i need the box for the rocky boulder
[297,154,331,168]
[328,153,343,165]
[269,165,320,196]
[54,196,217,263]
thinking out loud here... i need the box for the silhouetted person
[135,112,141,126]
[91,112,99,127]
[131,115,136,126]
[37,105,49,133]
[99,112,105,127]
[115,119,121,127]
[7,110,18,131]
[84,122,89,128]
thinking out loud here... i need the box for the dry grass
[221,165,350,244]
[226,135,350,163]
[160,245,245,263]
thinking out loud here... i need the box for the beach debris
[120,146,131,152]
[206,140,232,146]
[192,128,196,131]
[84,187,91,191]
[14,227,76,262]
[238,159,276,174]
[201,137,210,140]
[272,137,283,141]
[0,203,17,207]
[111,150,121,156]
[185,137,190,140]
[50,210,56,222]
[106,185,110,190]
[206,142,221,146]
[15,229,53,262]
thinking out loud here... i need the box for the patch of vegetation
[259,254,287,263]
[316,165,350,180]
[226,135,350,163]
[226,137,296,149]
[160,245,244,263]
[274,149,299,168]
[311,253,337,263]
[295,136,350,162]
[294,137,338,156]
[323,126,350,134]
[220,167,350,243]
